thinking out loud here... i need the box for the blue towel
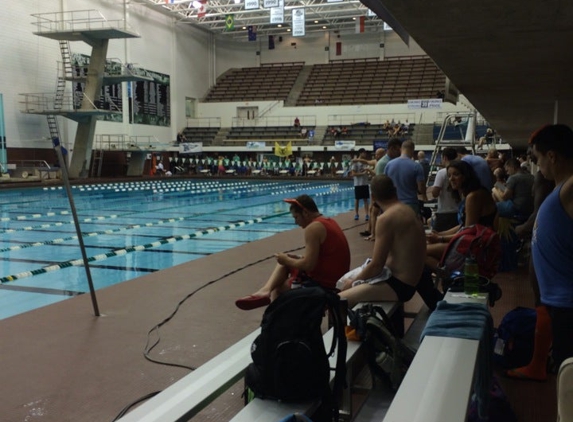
[421,300,493,420]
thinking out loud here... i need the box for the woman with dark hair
[424,160,498,269]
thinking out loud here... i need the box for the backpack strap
[325,291,347,422]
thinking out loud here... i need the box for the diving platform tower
[21,10,150,178]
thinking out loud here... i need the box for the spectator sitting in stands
[492,167,507,193]
[486,148,504,172]
[329,126,341,139]
[391,124,402,138]
[492,158,535,219]
[155,161,166,175]
[293,117,300,128]
[478,128,496,149]
[300,127,308,138]
[425,160,498,272]
[176,130,187,144]
[341,127,348,137]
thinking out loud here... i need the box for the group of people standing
[235,124,573,386]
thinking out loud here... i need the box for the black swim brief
[385,276,416,302]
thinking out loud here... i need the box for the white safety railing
[94,135,172,151]
[327,112,416,126]
[232,115,317,127]
[19,92,120,113]
[31,10,133,34]
[185,117,221,128]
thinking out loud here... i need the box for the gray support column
[69,38,109,178]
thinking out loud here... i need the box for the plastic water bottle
[464,257,479,295]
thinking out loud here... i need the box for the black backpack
[245,287,347,420]
[348,303,415,391]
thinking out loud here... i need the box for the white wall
[0,0,61,149]
[1,0,212,150]
[0,0,461,152]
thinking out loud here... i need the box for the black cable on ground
[112,220,362,421]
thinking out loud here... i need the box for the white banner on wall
[292,8,305,37]
[264,0,279,7]
[270,6,284,23]
[245,0,260,10]
[179,142,203,154]
[407,99,443,109]
[334,140,356,150]
[246,141,266,148]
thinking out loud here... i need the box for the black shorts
[354,185,370,200]
[386,276,416,302]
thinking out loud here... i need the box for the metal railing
[94,134,171,150]
[31,10,134,34]
[20,92,120,113]
[327,112,416,126]
[232,115,317,127]
[8,160,52,169]
[185,117,221,128]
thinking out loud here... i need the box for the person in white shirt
[431,147,460,231]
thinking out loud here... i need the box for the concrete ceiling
[362,0,573,149]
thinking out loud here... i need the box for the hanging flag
[274,141,292,157]
[225,14,234,31]
[197,0,207,18]
[150,154,156,176]
[248,25,257,41]
[268,35,275,49]
[336,41,342,56]
[356,16,365,33]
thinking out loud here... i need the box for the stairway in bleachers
[284,65,313,106]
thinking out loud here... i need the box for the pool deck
[0,177,557,422]
[0,210,379,422]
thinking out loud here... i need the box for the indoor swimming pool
[0,179,354,320]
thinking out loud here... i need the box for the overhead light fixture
[277,24,282,27]
[352,17,356,20]
[287,28,291,32]
[322,25,327,29]
[314,20,319,23]
[192,0,202,8]
[242,26,247,29]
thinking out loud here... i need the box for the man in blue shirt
[384,140,427,216]
[456,146,493,190]
[530,124,573,369]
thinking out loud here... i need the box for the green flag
[225,14,234,31]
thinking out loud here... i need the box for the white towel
[336,258,393,290]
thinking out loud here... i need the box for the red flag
[150,155,156,176]
[197,0,207,18]
[356,16,365,33]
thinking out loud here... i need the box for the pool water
[0,179,354,320]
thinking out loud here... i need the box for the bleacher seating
[204,62,304,102]
[182,127,220,145]
[297,56,446,106]
[322,123,414,145]
[225,125,315,142]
